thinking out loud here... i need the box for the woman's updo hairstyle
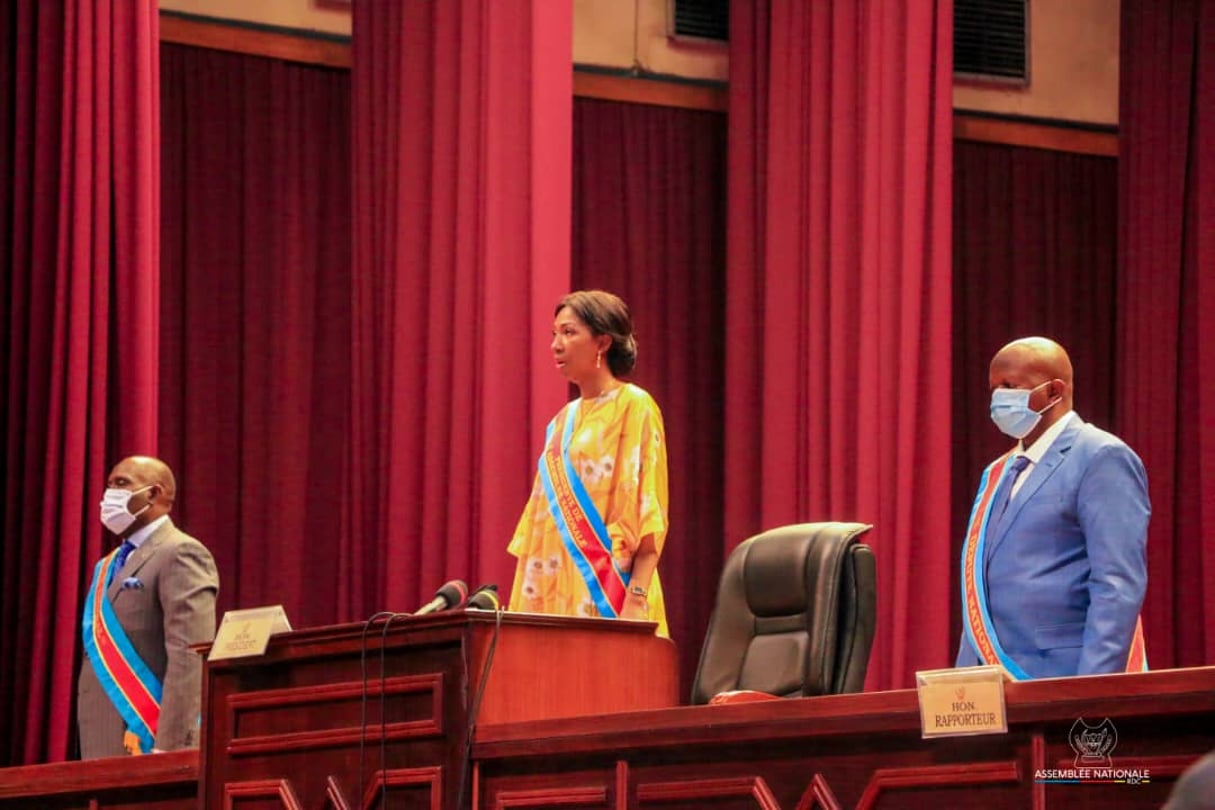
[556,290,637,377]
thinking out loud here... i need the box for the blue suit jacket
[956,415,1150,678]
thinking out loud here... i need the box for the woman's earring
[596,351,602,369]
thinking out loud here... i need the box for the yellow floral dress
[507,383,670,638]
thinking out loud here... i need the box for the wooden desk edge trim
[0,750,198,799]
[197,611,668,665]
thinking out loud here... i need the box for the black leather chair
[690,522,877,704]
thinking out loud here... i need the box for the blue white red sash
[962,451,1149,679]
[538,402,629,617]
[1126,617,1148,672]
[81,548,162,754]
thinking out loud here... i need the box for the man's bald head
[111,456,177,502]
[988,337,1074,446]
[105,456,176,537]
[990,337,1073,388]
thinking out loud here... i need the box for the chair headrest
[743,535,816,616]
[741,522,869,617]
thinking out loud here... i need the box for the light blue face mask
[990,381,1059,440]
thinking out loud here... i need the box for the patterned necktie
[994,455,1032,521]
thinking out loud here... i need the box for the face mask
[99,486,152,535]
[990,381,1059,440]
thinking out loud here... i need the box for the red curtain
[0,0,159,764]
[952,141,1120,640]
[158,44,352,627]
[350,0,572,612]
[572,97,728,694]
[1119,0,1215,668]
[727,0,954,690]
[952,143,1119,435]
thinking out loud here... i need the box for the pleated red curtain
[158,44,353,627]
[0,0,159,764]
[350,0,572,611]
[572,97,728,694]
[1118,0,1215,668]
[726,0,954,690]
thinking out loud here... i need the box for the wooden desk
[0,749,197,809]
[7,636,1208,809]
[473,666,1215,809]
[0,612,676,810]
[199,611,677,810]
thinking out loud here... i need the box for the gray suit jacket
[77,518,219,758]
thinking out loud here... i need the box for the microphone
[466,584,501,611]
[413,580,468,615]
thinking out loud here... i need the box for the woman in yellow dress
[507,290,670,637]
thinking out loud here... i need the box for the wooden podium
[198,610,678,810]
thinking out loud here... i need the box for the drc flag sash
[538,402,629,618]
[81,549,162,755]
[962,452,1149,680]
[961,451,1033,680]
[1126,616,1148,672]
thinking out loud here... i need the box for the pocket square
[121,577,144,590]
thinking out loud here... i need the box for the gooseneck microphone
[466,584,501,611]
[413,579,469,615]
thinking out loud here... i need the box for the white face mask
[99,486,152,535]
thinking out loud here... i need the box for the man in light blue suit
[956,337,1150,680]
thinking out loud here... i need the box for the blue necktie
[993,455,1031,521]
[105,541,136,588]
[114,541,136,571]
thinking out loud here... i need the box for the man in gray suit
[77,456,219,758]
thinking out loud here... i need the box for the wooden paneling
[199,613,676,810]
[954,113,1118,156]
[467,615,679,725]
[225,672,444,756]
[572,72,727,112]
[160,13,351,69]
[853,761,1021,810]
[474,667,1215,809]
[2,666,1211,808]
[793,775,843,810]
[636,776,781,808]
[493,785,611,809]
[474,765,619,809]
[224,778,304,809]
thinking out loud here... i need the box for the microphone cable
[455,602,505,810]
[358,611,400,808]
[357,584,472,807]
[378,611,409,809]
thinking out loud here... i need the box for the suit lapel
[107,518,175,601]
[985,417,1083,562]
